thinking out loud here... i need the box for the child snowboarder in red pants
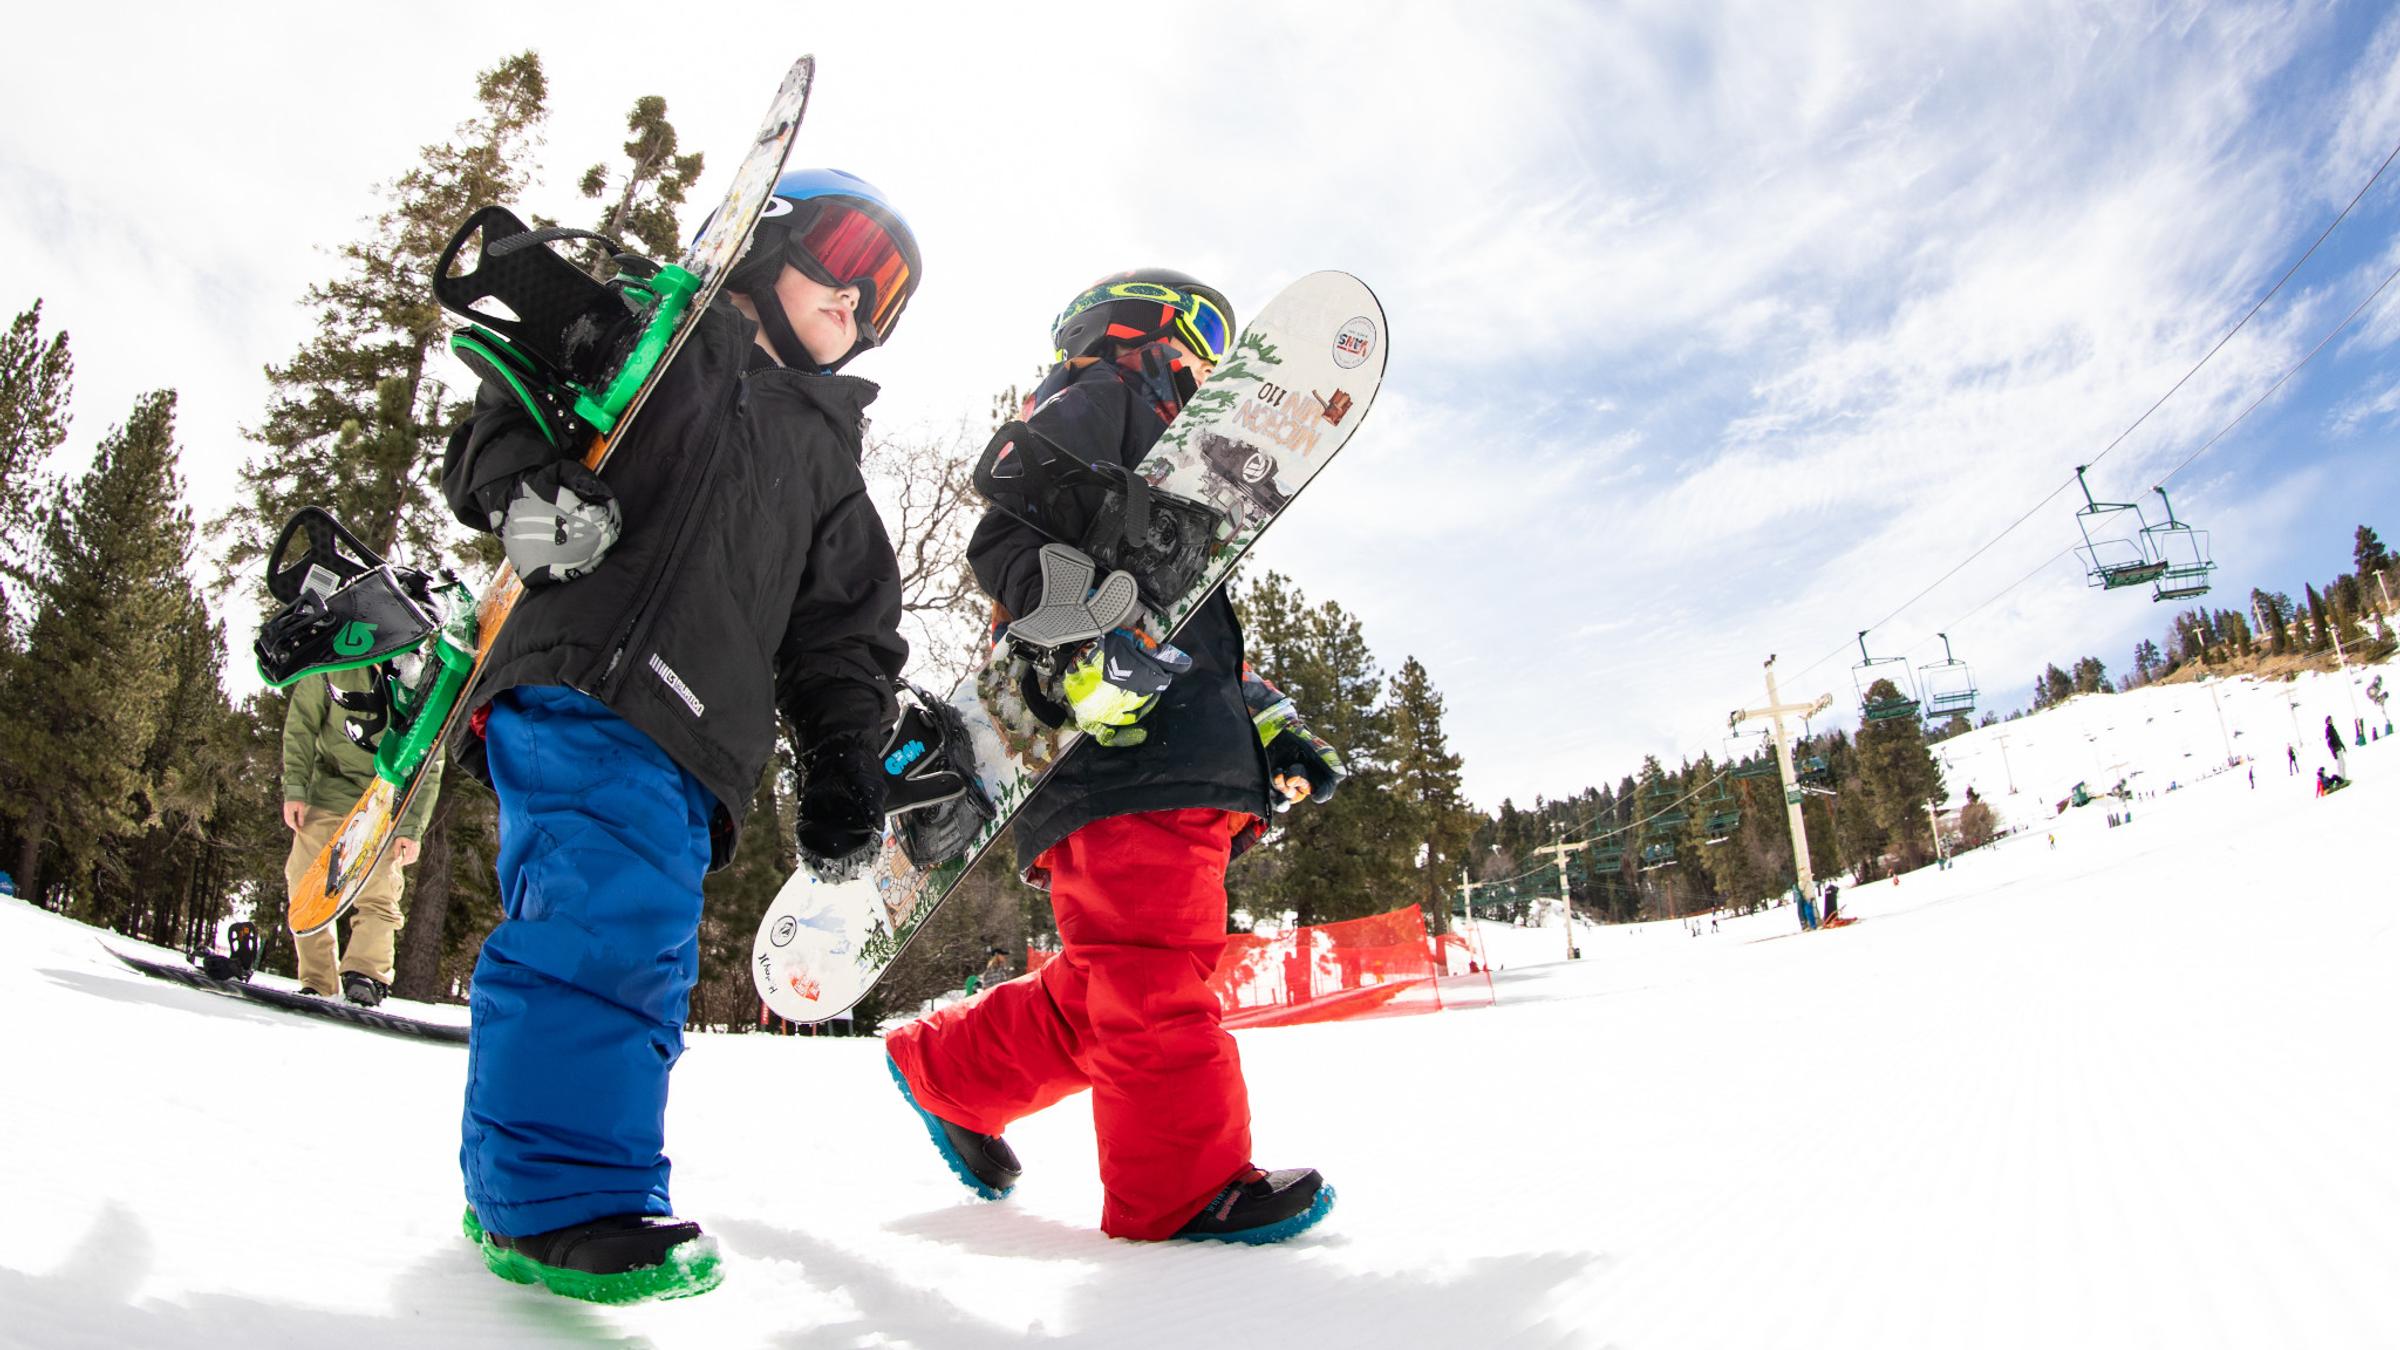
[884,270,1345,1243]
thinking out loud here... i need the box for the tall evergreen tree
[1385,655,1475,934]
[0,300,74,615]
[1230,571,1413,926]
[214,51,550,580]
[2354,524,2387,582]
[1852,680,1946,869]
[0,392,192,908]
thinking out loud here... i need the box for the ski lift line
[1786,132,2400,687]
[2155,255,2400,490]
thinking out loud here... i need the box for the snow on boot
[465,1207,722,1304]
[1170,1167,1335,1245]
[887,1057,1020,1199]
[341,972,388,1007]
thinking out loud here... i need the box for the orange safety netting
[1027,904,1495,1029]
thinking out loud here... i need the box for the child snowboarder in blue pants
[440,169,922,1303]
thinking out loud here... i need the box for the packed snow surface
[5,667,2396,1347]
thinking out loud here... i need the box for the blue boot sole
[1170,1183,1338,1245]
[887,1057,1012,1200]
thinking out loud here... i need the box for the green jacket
[281,667,443,840]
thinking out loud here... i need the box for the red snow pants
[885,807,1254,1239]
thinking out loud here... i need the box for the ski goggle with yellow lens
[1054,280,1234,364]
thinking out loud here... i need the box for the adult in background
[282,665,442,1005]
[2325,715,2349,782]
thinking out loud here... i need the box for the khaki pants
[285,809,407,992]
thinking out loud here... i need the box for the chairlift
[2073,465,2169,590]
[1638,784,1685,871]
[1700,776,1741,843]
[1853,631,1922,722]
[1724,725,1779,780]
[2142,487,2216,603]
[1588,829,1626,873]
[1917,632,1979,719]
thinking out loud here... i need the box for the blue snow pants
[459,685,716,1238]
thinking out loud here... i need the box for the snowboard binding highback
[193,920,261,983]
[434,205,701,445]
[253,507,480,795]
[254,508,443,688]
[976,420,1225,609]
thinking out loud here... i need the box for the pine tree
[2305,584,2332,653]
[1385,655,1474,934]
[214,51,551,581]
[581,96,706,269]
[1231,571,1413,926]
[2355,525,2387,581]
[0,301,74,613]
[0,392,193,909]
[1852,681,1946,869]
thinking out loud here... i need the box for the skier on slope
[280,665,444,1005]
[439,169,922,1302]
[884,270,1349,1245]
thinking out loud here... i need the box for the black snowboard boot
[467,1208,722,1304]
[341,972,388,1007]
[887,1057,1020,1199]
[1170,1166,1336,1245]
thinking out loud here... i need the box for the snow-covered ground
[7,669,2398,1347]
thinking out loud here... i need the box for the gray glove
[492,460,621,586]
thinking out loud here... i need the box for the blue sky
[4,0,2397,810]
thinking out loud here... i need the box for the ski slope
[5,669,2397,1348]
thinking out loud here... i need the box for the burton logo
[332,620,377,657]
[648,654,706,717]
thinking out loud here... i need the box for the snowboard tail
[278,56,817,938]
[754,273,1387,1023]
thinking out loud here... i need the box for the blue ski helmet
[722,167,922,371]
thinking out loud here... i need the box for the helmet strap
[747,280,824,372]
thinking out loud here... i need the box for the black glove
[481,460,622,586]
[1241,663,1346,808]
[1265,725,1346,808]
[796,731,887,883]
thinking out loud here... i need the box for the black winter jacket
[974,357,1273,871]
[441,303,907,868]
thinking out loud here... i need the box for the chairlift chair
[1918,632,1979,718]
[2073,466,2170,590]
[1853,631,1922,722]
[1725,726,1779,780]
[1638,784,1685,870]
[1700,777,1741,843]
[2141,487,2216,603]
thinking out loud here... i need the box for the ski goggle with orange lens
[1057,280,1234,364]
[778,200,917,343]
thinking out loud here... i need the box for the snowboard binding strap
[975,420,1225,609]
[1002,545,1141,652]
[881,685,997,870]
[1001,545,1144,734]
